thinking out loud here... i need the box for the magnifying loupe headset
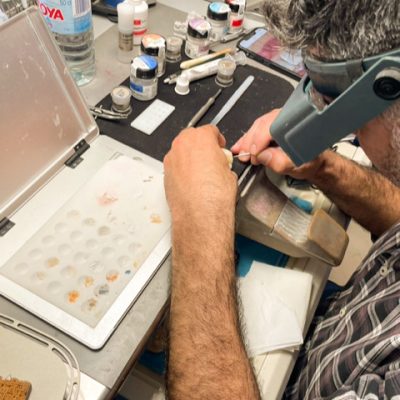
[271,47,400,165]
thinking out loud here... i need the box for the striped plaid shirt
[284,222,400,400]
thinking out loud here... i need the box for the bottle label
[133,17,147,34]
[130,81,157,100]
[133,17,148,44]
[119,32,133,51]
[38,0,92,35]
[185,41,209,58]
[230,17,244,28]
[130,82,144,93]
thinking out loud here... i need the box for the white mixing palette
[131,99,176,135]
[0,155,171,348]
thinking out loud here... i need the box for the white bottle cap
[111,86,131,106]
[233,51,247,66]
[175,75,190,95]
[117,2,135,34]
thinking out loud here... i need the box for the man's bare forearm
[168,209,260,400]
[311,151,400,236]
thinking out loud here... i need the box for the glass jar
[185,18,211,59]
[207,2,230,41]
[215,57,237,87]
[140,33,166,77]
[166,36,183,63]
[130,55,158,101]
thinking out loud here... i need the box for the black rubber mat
[96,61,294,176]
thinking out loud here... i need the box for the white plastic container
[111,86,132,113]
[141,33,166,77]
[166,36,183,63]
[38,0,95,86]
[117,1,134,64]
[185,18,211,59]
[130,55,158,101]
[225,0,246,33]
[207,2,230,42]
[126,0,148,46]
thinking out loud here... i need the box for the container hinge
[0,218,15,236]
[65,139,90,168]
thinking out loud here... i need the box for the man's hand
[231,110,400,237]
[231,109,326,181]
[164,125,238,223]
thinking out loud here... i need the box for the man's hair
[262,0,400,60]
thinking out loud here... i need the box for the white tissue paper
[238,261,313,357]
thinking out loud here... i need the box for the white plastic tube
[179,51,247,84]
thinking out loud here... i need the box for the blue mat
[235,234,288,277]
[139,350,166,376]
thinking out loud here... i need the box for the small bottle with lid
[225,0,246,33]
[126,0,148,46]
[215,57,237,87]
[185,18,211,59]
[166,36,183,63]
[141,34,166,77]
[111,86,132,114]
[207,2,230,42]
[130,55,158,101]
[117,2,134,64]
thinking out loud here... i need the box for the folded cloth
[238,261,313,357]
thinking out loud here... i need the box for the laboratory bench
[0,1,369,399]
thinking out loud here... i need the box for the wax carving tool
[210,75,255,126]
[186,89,222,128]
[222,150,251,169]
[180,47,235,70]
[233,152,251,158]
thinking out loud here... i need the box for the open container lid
[0,7,98,222]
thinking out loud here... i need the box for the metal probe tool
[220,29,251,43]
[186,89,223,128]
[210,75,255,125]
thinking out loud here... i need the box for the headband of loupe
[270,47,400,166]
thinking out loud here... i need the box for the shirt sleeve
[321,370,400,400]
